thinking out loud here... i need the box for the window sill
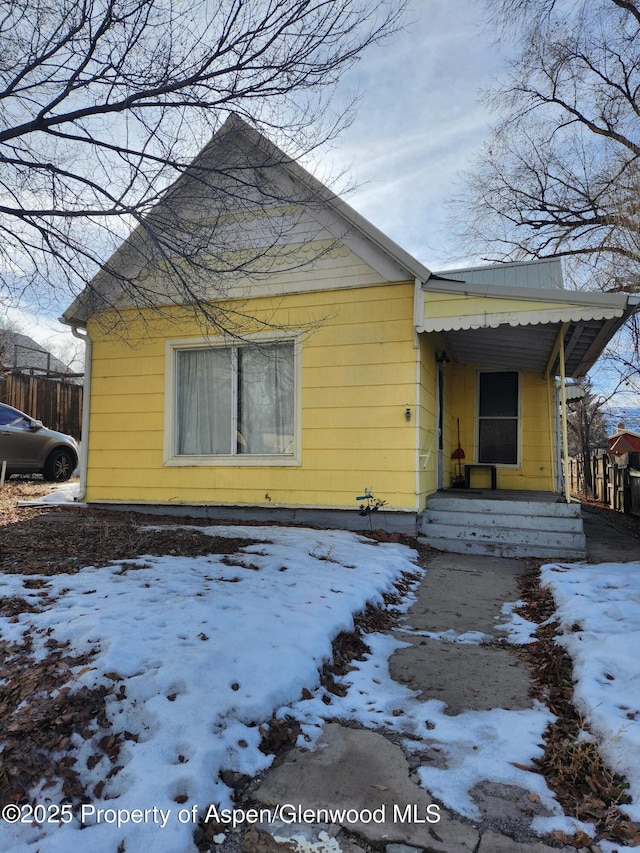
[163,454,301,467]
[477,462,521,468]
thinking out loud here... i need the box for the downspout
[71,325,91,502]
[558,329,571,504]
[413,277,426,509]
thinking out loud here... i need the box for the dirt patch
[0,489,268,811]
[0,480,52,526]
[0,633,111,805]
[0,506,260,575]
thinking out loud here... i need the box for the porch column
[558,327,571,504]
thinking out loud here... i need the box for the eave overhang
[418,278,639,378]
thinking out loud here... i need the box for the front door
[477,370,519,464]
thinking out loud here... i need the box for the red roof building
[608,423,640,455]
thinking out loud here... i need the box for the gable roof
[60,116,638,382]
[61,114,431,328]
[608,428,640,455]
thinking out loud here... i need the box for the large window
[478,371,519,465]
[172,339,296,459]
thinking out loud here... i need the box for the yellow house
[62,116,639,557]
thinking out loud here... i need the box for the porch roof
[418,277,639,378]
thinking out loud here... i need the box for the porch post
[558,328,571,504]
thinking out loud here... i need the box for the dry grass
[0,479,53,525]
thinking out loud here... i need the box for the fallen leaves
[517,562,640,847]
[0,481,51,526]
[0,503,260,576]
[258,716,301,758]
[0,495,266,815]
[0,635,113,805]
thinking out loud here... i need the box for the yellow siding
[415,349,556,496]
[86,280,420,510]
[85,264,561,510]
[424,291,588,321]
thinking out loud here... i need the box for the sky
[326,0,505,269]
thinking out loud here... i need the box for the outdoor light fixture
[435,350,451,366]
[405,407,412,421]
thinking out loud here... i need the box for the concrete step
[422,520,585,549]
[418,494,587,559]
[419,535,585,559]
[424,509,581,533]
[424,495,582,519]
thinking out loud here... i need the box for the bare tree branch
[455,0,640,400]
[454,0,640,310]
[0,0,407,331]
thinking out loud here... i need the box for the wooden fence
[569,450,640,517]
[0,373,83,439]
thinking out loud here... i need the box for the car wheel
[44,449,75,482]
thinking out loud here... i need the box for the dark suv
[0,403,78,482]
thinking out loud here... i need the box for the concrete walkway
[389,553,532,715]
[242,515,639,853]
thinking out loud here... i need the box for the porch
[417,489,587,559]
[420,261,639,509]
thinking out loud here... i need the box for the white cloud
[326,0,506,265]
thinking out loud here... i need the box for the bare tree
[567,379,609,492]
[0,0,406,332]
[456,0,640,295]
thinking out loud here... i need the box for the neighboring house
[0,331,83,438]
[61,115,639,555]
[0,331,73,377]
[608,424,640,456]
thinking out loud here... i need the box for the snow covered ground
[0,520,638,852]
[541,561,640,829]
[0,525,417,852]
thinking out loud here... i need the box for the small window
[478,371,519,464]
[174,340,295,457]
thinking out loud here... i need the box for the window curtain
[176,348,232,454]
[238,342,294,454]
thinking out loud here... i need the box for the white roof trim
[422,305,626,334]
[423,277,632,308]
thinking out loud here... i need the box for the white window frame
[164,332,302,467]
[475,369,522,467]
